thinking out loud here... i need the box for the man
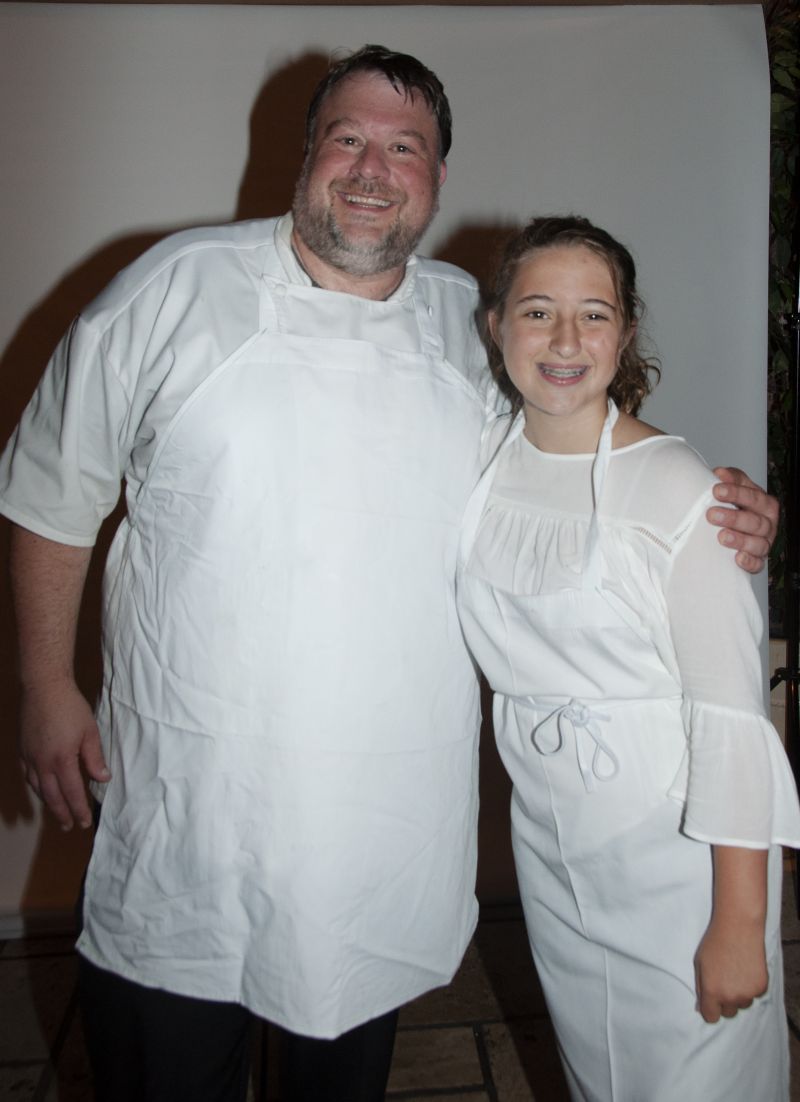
[0,46,777,1102]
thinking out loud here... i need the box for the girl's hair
[487,215,660,417]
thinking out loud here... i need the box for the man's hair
[487,215,661,418]
[304,44,452,160]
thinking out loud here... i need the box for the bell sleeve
[665,493,800,849]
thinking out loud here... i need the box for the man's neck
[291,230,406,302]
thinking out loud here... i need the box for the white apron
[456,406,788,1101]
[78,267,485,1037]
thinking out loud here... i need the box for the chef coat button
[274,283,287,298]
[428,305,434,317]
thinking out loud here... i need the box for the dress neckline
[518,430,680,461]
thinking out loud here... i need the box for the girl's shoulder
[609,430,717,536]
[612,411,665,447]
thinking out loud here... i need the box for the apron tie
[531,699,619,793]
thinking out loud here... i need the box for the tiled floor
[3,881,800,1101]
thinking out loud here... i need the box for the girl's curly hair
[486,216,660,417]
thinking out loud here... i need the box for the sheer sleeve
[665,496,800,848]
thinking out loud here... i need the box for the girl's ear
[619,321,637,358]
[488,309,503,351]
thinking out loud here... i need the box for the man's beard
[292,166,439,278]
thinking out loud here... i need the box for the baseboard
[0,909,78,941]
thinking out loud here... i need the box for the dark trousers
[78,957,399,1102]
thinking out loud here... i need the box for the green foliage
[767,4,800,635]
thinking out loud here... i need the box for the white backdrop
[0,3,770,924]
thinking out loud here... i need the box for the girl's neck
[523,403,665,454]
[523,402,608,455]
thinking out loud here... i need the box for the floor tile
[0,1062,46,1097]
[44,1004,93,1102]
[400,940,501,1027]
[0,955,77,1061]
[472,919,548,1018]
[394,1095,491,1101]
[0,1065,44,1100]
[483,1019,570,1102]
[388,1026,483,1094]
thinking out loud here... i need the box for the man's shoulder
[412,255,481,328]
[84,217,281,328]
[146,217,280,261]
[411,255,488,392]
[414,255,479,295]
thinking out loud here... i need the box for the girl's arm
[694,846,768,1022]
[658,467,799,1018]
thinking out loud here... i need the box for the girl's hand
[694,914,768,1023]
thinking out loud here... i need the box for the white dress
[456,404,800,1101]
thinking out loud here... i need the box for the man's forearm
[10,525,92,686]
[10,525,108,829]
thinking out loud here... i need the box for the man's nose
[351,141,389,179]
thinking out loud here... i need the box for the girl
[456,216,800,1100]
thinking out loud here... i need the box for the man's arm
[10,525,110,830]
[708,468,779,574]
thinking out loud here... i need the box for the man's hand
[19,678,109,830]
[708,467,779,574]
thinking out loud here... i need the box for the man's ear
[438,160,447,187]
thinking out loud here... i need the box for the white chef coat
[457,404,800,1100]
[0,215,493,1037]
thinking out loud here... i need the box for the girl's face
[490,244,629,441]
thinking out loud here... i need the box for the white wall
[0,4,770,927]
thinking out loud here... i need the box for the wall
[0,3,770,929]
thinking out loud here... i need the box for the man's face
[293,71,446,278]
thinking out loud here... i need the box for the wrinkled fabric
[457,403,800,1100]
[0,215,493,1038]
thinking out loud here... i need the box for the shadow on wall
[0,51,520,922]
[434,220,520,301]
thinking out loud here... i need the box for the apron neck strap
[582,399,618,589]
[457,412,524,566]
